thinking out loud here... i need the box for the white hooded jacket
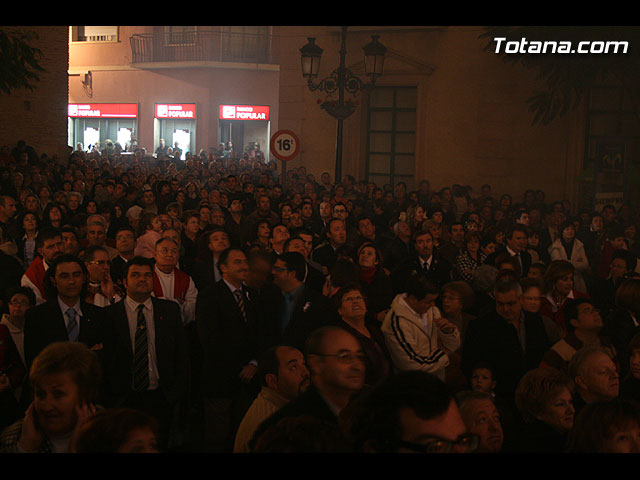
[381,293,460,380]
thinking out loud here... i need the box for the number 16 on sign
[270,130,300,189]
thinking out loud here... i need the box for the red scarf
[153,268,191,300]
[24,256,47,299]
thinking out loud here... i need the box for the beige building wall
[274,26,586,204]
[0,25,586,205]
[0,26,69,160]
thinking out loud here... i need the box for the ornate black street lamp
[300,26,387,182]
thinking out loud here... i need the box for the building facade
[3,26,637,211]
[68,26,280,161]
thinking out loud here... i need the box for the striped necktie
[133,304,149,391]
[66,308,79,342]
[234,289,247,323]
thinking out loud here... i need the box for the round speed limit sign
[270,130,300,162]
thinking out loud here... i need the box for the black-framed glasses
[396,433,479,453]
[311,352,367,364]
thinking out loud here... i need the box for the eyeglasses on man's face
[87,259,111,266]
[396,433,479,454]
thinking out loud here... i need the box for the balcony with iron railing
[130,28,275,66]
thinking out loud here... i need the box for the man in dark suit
[270,252,333,351]
[102,256,188,450]
[485,223,532,277]
[311,218,347,275]
[386,220,414,272]
[284,236,325,293]
[391,229,452,295]
[353,215,392,261]
[23,254,110,372]
[110,226,136,290]
[462,278,551,402]
[191,227,230,292]
[249,325,366,451]
[196,247,261,452]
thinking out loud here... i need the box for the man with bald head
[568,346,620,415]
[249,326,366,451]
[153,237,198,326]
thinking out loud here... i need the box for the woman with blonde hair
[512,367,574,452]
[0,342,100,453]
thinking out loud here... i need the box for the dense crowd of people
[1,138,640,453]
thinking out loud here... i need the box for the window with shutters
[366,86,417,189]
[72,26,118,42]
[163,26,197,46]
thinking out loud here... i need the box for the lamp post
[300,26,387,183]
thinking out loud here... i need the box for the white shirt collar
[419,255,433,269]
[57,296,82,317]
[125,295,153,312]
[223,278,244,294]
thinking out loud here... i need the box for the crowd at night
[1,138,640,454]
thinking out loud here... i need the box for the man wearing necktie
[103,256,188,450]
[196,247,261,452]
[391,229,453,294]
[23,254,111,399]
[486,224,532,278]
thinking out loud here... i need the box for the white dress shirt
[57,296,83,337]
[124,295,159,390]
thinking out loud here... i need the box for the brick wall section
[0,26,69,161]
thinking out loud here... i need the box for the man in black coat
[311,218,347,275]
[102,256,188,449]
[462,277,551,402]
[391,229,452,295]
[486,223,532,277]
[196,247,261,452]
[23,254,111,372]
[191,227,231,292]
[249,325,366,451]
[283,236,325,294]
[270,252,333,352]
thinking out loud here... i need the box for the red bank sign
[219,105,270,121]
[155,104,197,119]
[68,103,138,118]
